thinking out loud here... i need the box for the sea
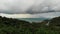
[17,18,49,22]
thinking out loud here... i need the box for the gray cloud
[0,12,60,18]
[0,0,35,14]
[27,0,60,14]
[0,0,60,14]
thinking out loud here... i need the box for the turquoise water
[17,18,49,22]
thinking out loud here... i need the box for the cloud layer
[0,0,60,18]
[0,0,35,14]
[27,0,60,14]
[0,0,60,14]
[0,12,60,18]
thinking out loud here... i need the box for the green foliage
[0,16,60,34]
[49,17,60,31]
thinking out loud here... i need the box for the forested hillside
[0,16,60,34]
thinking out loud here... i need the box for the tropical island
[0,16,60,34]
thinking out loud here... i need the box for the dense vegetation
[0,16,60,34]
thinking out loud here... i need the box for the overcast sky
[0,0,60,18]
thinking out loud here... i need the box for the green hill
[0,16,60,34]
